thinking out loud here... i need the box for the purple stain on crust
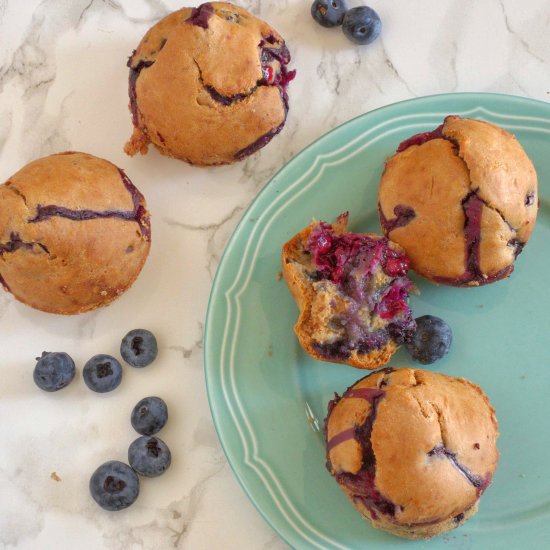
[186,3,214,28]
[462,192,484,279]
[233,41,296,160]
[118,168,151,241]
[205,85,255,106]
[263,33,278,45]
[525,191,535,206]
[0,232,49,256]
[433,265,514,287]
[29,205,131,223]
[128,58,154,127]
[325,388,386,450]
[507,239,525,258]
[324,368,394,445]
[343,387,385,402]
[396,123,445,153]
[427,444,491,496]
[26,170,150,241]
[333,391,397,519]
[127,37,167,127]
[0,232,36,255]
[454,512,465,523]
[395,115,459,153]
[433,191,517,286]
[379,204,416,234]
[234,121,286,161]
[0,233,49,292]
[191,39,295,161]
[327,427,356,452]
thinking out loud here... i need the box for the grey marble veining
[0,0,549,548]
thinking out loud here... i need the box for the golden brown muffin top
[378,116,538,285]
[326,367,499,525]
[125,2,294,165]
[0,152,150,314]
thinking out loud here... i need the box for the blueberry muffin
[0,152,151,314]
[282,213,416,369]
[124,2,296,166]
[325,367,499,539]
[378,116,538,286]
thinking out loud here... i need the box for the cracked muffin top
[0,152,151,314]
[124,2,295,166]
[325,367,499,539]
[378,116,538,286]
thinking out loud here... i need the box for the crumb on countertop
[50,471,61,482]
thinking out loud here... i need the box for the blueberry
[406,315,453,364]
[89,460,139,511]
[128,436,171,477]
[311,0,348,28]
[33,352,75,392]
[131,396,168,436]
[342,6,381,45]
[83,354,122,393]
[120,329,158,368]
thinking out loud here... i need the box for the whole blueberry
[83,354,122,393]
[131,396,168,436]
[406,315,453,365]
[120,329,158,368]
[89,460,139,511]
[33,351,76,392]
[342,6,382,45]
[311,0,348,28]
[128,436,171,477]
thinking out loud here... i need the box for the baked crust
[124,2,294,166]
[0,152,151,314]
[282,214,415,370]
[378,116,538,286]
[325,367,499,539]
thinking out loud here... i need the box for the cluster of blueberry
[311,0,382,45]
[33,329,158,392]
[90,396,171,511]
[32,329,170,511]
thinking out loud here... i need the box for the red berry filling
[305,216,415,360]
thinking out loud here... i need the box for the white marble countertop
[1,1,549,549]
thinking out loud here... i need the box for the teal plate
[205,93,550,549]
